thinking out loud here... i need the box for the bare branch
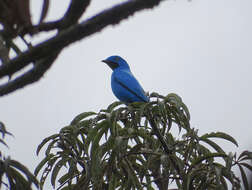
[0,52,59,96]
[60,0,91,29]
[147,108,181,179]
[0,35,10,64]
[33,0,91,32]
[0,0,164,96]
[32,20,61,32]
[38,0,50,24]
[0,0,163,78]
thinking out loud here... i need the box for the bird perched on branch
[102,55,149,104]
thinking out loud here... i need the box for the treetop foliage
[35,92,252,190]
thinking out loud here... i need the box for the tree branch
[147,111,172,154]
[32,0,91,33]
[147,109,181,177]
[0,0,164,78]
[31,20,61,32]
[60,0,91,29]
[0,0,164,96]
[0,52,59,96]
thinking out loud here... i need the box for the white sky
[1,0,252,188]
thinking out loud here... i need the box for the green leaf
[181,102,190,120]
[183,173,191,190]
[169,154,184,173]
[108,173,118,190]
[90,122,110,179]
[86,120,109,147]
[190,153,227,169]
[34,154,55,176]
[220,167,236,187]
[8,166,31,190]
[9,159,39,187]
[240,162,252,172]
[199,138,225,154]
[139,101,149,117]
[39,156,58,189]
[200,132,238,147]
[0,121,13,138]
[75,138,85,155]
[165,93,182,105]
[101,136,116,154]
[238,164,249,190]
[58,173,70,185]
[220,176,228,190]
[70,112,97,125]
[121,159,142,189]
[150,92,165,99]
[36,134,59,155]
[45,139,58,156]
[60,184,76,190]
[107,101,123,112]
[51,158,68,188]
[238,151,252,161]
[196,144,211,156]
[176,178,182,189]
[0,138,9,148]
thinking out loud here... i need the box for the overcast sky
[1,0,252,188]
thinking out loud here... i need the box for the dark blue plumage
[102,55,149,103]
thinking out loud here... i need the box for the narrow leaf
[200,132,238,147]
[0,121,13,137]
[71,112,96,125]
[107,101,123,112]
[51,158,68,188]
[199,138,225,154]
[190,153,227,170]
[9,160,39,187]
[238,164,249,190]
[36,134,59,155]
[238,151,252,161]
[34,154,54,176]
[240,162,252,172]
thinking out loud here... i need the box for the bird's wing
[113,70,148,102]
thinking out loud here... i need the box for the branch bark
[0,0,164,96]
[32,0,91,32]
[0,52,59,96]
[147,108,182,179]
[59,0,91,29]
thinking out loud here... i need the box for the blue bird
[102,55,149,103]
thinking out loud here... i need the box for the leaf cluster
[0,121,39,190]
[35,93,252,190]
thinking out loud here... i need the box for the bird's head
[102,55,130,71]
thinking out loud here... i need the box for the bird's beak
[102,60,119,70]
[102,60,108,64]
